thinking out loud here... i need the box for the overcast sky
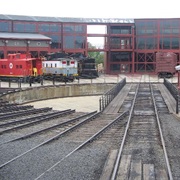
[0,0,180,19]
[0,0,179,46]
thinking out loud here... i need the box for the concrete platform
[25,95,101,113]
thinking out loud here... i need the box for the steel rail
[0,109,75,134]
[0,100,21,105]
[0,111,100,169]
[0,103,18,107]
[0,105,33,114]
[0,107,51,120]
[0,108,68,127]
[0,111,97,145]
[34,111,128,180]
[111,82,140,180]
[150,83,173,180]
[0,105,33,117]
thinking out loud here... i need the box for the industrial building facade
[0,14,180,75]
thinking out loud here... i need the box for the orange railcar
[0,53,43,82]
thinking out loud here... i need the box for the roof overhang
[0,32,51,41]
[0,14,134,24]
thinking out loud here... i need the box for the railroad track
[0,104,129,180]
[0,82,178,179]
[110,82,172,180]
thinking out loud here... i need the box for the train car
[69,53,98,78]
[42,53,78,82]
[156,52,177,78]
[0,53,43,82]
[78,57,99,78]
[43,52,98,81]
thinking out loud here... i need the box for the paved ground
[0,74,179,114]
[0,74,178,89]
[25,96,101,112]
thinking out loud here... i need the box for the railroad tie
[117,154,131,179]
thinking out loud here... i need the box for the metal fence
[99,78,126,111]
[164,78,179,114]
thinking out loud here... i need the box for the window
[0,21,11,32]
[161,29,171,34]
[62,61,66,64]
[136,21,146,28]
[110,64,120,72]
[50,24,61,32]
[160,21,171,28]
[137,38,145,49]
[13,23,24,32]
[16,65,22,68]
[172,29,179,34]
[39,24,49,32]
[75,36,84,48]
[49,35,61,49]
[74,25,86,33]
[25,24,36,32]
[14,22,36,32]
[146,38,156,49]
[146,21,156,28]
[49,35,60,43]
[110,26,131,34]
[171,20,179,28]
[63,24,86,34]
[63,25,74,32]
[64,36,74,49]
[110,52,132,62]
[172,38,179,49]
[160,37,171,49]
[136,29,146,35]
[146,29,155,35]
[135,21,157,35]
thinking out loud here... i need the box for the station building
[0,14,180,75]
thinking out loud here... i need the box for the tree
[88,42,104,65]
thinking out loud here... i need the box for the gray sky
[0,0,179,46]
[0,0,180,19]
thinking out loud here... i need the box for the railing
[99,78,126,111]
[164,78,179,114]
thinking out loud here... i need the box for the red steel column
[85,24,88,56]
[132,25,135,74]
[107,24,110,74]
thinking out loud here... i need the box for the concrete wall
[1,83,115,104]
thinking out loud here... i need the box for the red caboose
[156,52,177,78]
[0,53,43,82]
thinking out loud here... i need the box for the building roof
[0,32,51,40]
[0,14,134,24]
